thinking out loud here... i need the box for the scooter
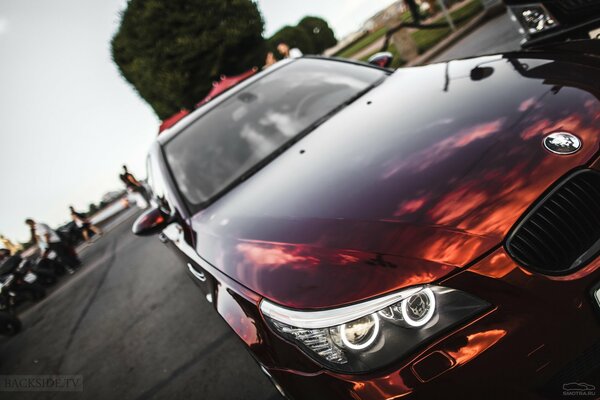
[0,271,45,311]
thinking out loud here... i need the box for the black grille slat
[511,236,548,265]
[548,198,589,239]
[517,228,557,265]
[528,217,571,259]
[562,186,597,230]
[506,169,600,275]
[536,210,579,253]
[570,183,600,227]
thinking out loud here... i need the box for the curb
[407,11,491,67]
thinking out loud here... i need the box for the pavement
[350,7,523,66]
[0,208,282,400]
[350,0,479,61]
[430,9,523,63]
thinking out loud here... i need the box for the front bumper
[263,248,600,400]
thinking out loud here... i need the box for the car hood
[190,54,600,309]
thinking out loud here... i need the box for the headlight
[509,4,559,36]
[261,286,490,373]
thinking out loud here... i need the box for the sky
[0,0,396,243]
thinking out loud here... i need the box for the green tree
[111,0,265,119]
[298,16,337,54]
[268,25,314,56]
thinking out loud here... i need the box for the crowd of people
[0,165,149,336]
[1,164,146,271]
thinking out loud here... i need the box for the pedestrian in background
[119,165,142,191]
[263,51,277,68]
[119,165,149,208]
[277,42,303,59]
[69,206,103,242]
[25,219,80,273]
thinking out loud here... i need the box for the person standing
[263,51,277,68]
[119,165,149,208]
[276,42,303,59]
[119,165,142,191]
[25,219,80,273]
[69,206,103,242]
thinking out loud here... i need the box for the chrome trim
[164,223,216,283]
[158,233,169,243]
[260,286,423,329]
[260,365,287,398]
[595,287,600,307]
[188,263,206,282]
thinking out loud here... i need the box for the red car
[134,43,600,399]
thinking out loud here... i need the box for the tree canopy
[297,16,337,54]
[268,16,337,57]
[111,0,265,119]
[111,2,338,120]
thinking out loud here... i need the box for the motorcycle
[0,261,25,336]
[1,253,59,286]
[0,270,46,312]
[35,256,68,278]
[0,275,18,313]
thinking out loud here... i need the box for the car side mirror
[368,52,394,68]
[132,207,171,236]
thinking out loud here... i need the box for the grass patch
[335,27,387,58]
[412,0,484,53]
[334,9,414,58]
[355,0,484,61]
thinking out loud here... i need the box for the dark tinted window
[164,58,386,211]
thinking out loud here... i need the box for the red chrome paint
[150,53,600,399]
[189,55,600,309]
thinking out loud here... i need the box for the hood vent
[506,169,600,275]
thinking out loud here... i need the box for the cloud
[332,0,396,37]
[0,17,8,36]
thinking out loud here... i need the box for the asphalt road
[0,208,282,400]
[432,9,523,62]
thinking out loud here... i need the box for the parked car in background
[133,44,600,399]
[505,0,600,45]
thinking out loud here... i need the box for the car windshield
[163,58,386,212]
